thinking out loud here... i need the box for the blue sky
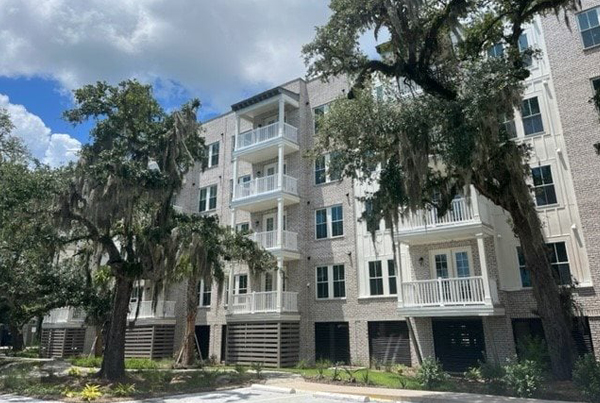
[0,0,382,166]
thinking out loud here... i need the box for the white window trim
[521,96,545,137]
[429,247,474,279]
[235,222,250,233]
[315,264,346,300]
[530,164,559,209]
[315,205,344,240]
[199,184,218,213]
[205,141,220,168]
[314,153,341,185]
[366,259,398,297]
[577,7,600,50]
[198,279,212,308]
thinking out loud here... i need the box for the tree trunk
[9,323,24,352]
[98,274,132,380]
[94,325,104,357]
[473,158,576,380]
[176,272,200,367]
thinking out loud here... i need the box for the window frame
[577,7,600,49]
[314,153,342,185]
[204,141,220,168]
[368,260,384,296]
[547,241,572,285]
[235,222,250,233]
[521,97,545,136]
[592,77,600,93]
[429,247,474,279]
[531,165,558,207]
[198,279,212,307]
[198,184,218,212]
[315,205,344,240]
[516,246,532,288]
[313,103,330,134]
[315,264,346,300]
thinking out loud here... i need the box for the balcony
[44,307,85,324]
[232,174,300,212]
[228,291,299,319]
[398,276,504,317]
[128,301,175,320]
[395,196,493,244]
[234,122,299,163]
[248,230,300,260]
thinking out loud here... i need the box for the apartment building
[40,5,600,372]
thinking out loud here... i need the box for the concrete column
[395,241,405,308]
[277,197,284,248]
[232,157,239,201]
[276,257,284,310]
[470,185,480,220]
[230,207,237,232]
[227,265,235,309]
[278,95,285,137]
[278,144,284,189]
[476,233,493,305]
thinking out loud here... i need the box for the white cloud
[0,94,81,166]
[0,0,333,111]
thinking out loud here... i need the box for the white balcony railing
[398,197,481,232]
[248,230,298,251]
[235,122,298,151]
[234,174,298,200]
[128,301,175,319]
[43,307,86,324]
[401,276,493,308]
[230,291,298,315]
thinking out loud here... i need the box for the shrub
[464,366,482,381]
[344,367,358,383]
[417,358,448,389]
[295,359,311,369]
[516,335,550,371]
[393,364,408,376]
[80,384,102,402]
[370,358,382,370]
[360,369,372,385]
[250,362,264,379]
[69,357,102,368]
[573,354,600,403]
[208,354,219,366]
[502,360,544,398]
[125,358,159,370]
[112,383,136,397]
[331,363,342,381]
[234,364,247,375]
[479,360,505,382]
[315,359,331,379]
[67,366,82,377]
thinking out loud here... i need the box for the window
[199,185,218,212]
[314,103,330,133]
[316,265,346,299]
[487,43,504,58]
[500,113,517,139]
[263,272,273,292]
[236,222,250,233]
[130,283,144,303]
[314,153,342,185]
[204,141,220,168]
[431,248,472,278]
[518,33,533,67]
[521,97,544,135]
[531,165,557,206]
[315,205,344,239]
[516,246,531,287]
[369,261,384,296]
[578,7,600,49]
[593,78,600,93]
[198,280,212,307]
[388,260,397,295]
[365,200,380,233]
[234,274,248,294]
[547,242,572,285]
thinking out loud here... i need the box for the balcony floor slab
[397,304,505,317]
[226,312,300,323]
[232,192,299,212]
[234,138,299,164]
[395,222,495,245]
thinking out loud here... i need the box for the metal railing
[127,300,176,319]
[43,307,85,324]
[235,122,298,151]
[248,230,298,251]
[234,174,298,200]
[401,276,492,307]
[230,291,298,314]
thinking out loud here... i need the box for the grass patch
[69,357,173,369]
[4,347,40,358]
[280,367,423,389]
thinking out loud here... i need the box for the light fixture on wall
[418,257,424,267]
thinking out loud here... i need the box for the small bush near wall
[573,354,600,403]
[416,358,448,389]
[503,360,544,398]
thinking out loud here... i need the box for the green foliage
[112,383,136,397]
[80,384,102,401]
[344,367,358,383]
[125,358,159,370]
[360,369,372,385]
[295,359,311,369]
[464,366,482,381]
[250,362,264,379]
[392,364,408,376]
[573,354,600,403]
[479,361,506,382]
[70,357,103,368]
[516,335,550,371]
[502,360,544,398]
[416,358,449,389]
[67,366,82,377]
[315,359,331,379]
[331,363,342,381]
[234,364,248,375]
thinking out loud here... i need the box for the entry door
[264,162,287,176]
[233,275,248,295]
[262,272,274,292]
[263,213,287,231]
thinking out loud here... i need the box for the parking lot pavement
[1,387,376,403]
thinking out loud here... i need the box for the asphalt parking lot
[0,386,375,403]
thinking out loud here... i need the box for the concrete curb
[250,384,296,394]
[313,391,370,402]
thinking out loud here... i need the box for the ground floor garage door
[368,321,411,366]
[315,322,350,364]
[195,325,210,360]
[432,318,485,373]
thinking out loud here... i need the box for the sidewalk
[266,378,577,403]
